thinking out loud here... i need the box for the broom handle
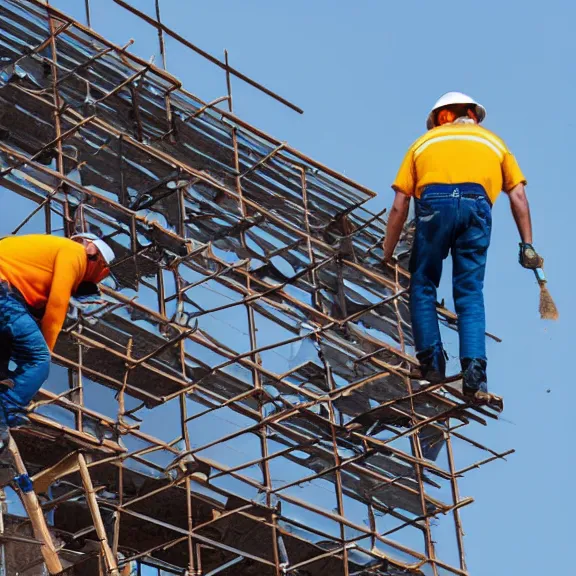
[533,267,546,284]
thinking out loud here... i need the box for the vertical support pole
[363,435,378,552]
[408,422,439,576]
[113,338,132,560]
[154,0,167,70]
[224,50,234,115]
[225,49,262,389]
[327,403,350,576]
[78,453,120,576]
[296,166,320,310]
[112,508,121,562]
[7,438,63,574]
[225,48,282,576]
[154,0,176,142]
[177,185,186,238]
[113,459,123,562]
[391,263,439,574]
[117,338,133,426]
[84,0,92,27]
[446,431,467,572]
[118,135,127,206]
[260,420,282,576]
[76,325,84,433]
[46,5,71,235]
[181,382,197,576]
[129,85,144,142]
[0,488,6,576]
[185,477,196,576]
[157,263,166,318]
[195,542,203,576]
[393,264,406,352]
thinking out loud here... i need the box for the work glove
[74,281,101,297]
[518,243,543,269]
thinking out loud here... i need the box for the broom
[533,266,559,320]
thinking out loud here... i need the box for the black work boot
[461,358,487,394]
[461,358,502,408]
[0,382,30,429]
[415,346,447,384]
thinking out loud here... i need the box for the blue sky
[45,1,576,573]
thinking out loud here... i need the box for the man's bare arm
[508,182,533,244]
[383,191,411,262]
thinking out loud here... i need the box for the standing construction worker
[0,233,114,447]
[383,92,543,402]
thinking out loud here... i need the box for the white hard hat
[71,233,116,264]
[426,91,486,130]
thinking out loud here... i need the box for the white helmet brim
[71,233,116,264]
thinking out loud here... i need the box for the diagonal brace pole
[7,437,63,574]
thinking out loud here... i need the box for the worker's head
[427,92,486,130]
[71,233,115,283]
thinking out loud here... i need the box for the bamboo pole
[7,437,63,574]
[77,453,120,576]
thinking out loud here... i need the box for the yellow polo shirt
[392,123,526,204]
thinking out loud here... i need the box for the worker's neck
[451,116,476,125]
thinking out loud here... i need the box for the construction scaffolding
[0,1,513,575]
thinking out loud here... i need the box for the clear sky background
[46,1,576,574]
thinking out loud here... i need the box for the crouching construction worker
[383,92,543,404]
[0,233,115,448]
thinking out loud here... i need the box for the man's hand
[382,252,397,269]
[519,243,543,269]
[383,247,396,264]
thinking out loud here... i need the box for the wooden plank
[31,450,82,495]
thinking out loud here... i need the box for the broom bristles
[539,283,559,320]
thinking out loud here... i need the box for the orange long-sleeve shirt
[0,234,87,351]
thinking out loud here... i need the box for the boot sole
[464,391,504,411]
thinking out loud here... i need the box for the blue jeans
[409,183,491,367]
[0,282,50,420]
